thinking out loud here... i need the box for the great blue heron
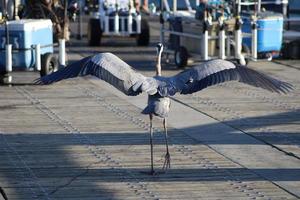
[36,43,292,175]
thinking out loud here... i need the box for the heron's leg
[149,114,155,175]
[162,118,171,171]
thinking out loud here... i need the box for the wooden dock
[0,20,300,199]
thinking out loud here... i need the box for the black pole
[4,0,9,46]
[13,0,16,20]
[5,20,8,44]
[77,0,82,40]
[63,0,68,39]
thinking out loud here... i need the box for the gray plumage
[37,53,158,96]
[36,53,292,118]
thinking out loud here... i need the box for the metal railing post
[202,13,211,61]
[104,16,109,34]
[35,44,41,71]
[234,16,242,59]
[226,35,231,58]
[114,13,119,34]
[173,0,177,13]
[202,30,209,60]
[59,39,66,67]
[5,44,12,72]
[136,14,141,34]
[77,0,83,40]
[128,13,132,34]
[235,29,242,58]
[251,16,258,60]
[218,17,226,59]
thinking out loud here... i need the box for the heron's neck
[156,51,162,76]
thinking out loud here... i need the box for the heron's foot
[162,152,171,171]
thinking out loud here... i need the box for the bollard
[136,14,141,34]
[128,13,132,34]
[59,39,66,66]
[114,13,119,33]
[282,0,288,17]
[202,30,209,60]
[251,28,257,60]
[202,12,211,61]
[234,16,243,60]
[5,44,12,72]
[234,29,242,59]
[105,16,109,34]
[251,17,258,60]
[218,17,226,59]
[219,30,226,59]
[226,36,231,57]
[7,75,12,84]
[234,29,246,65]
[121,17,125,32]
[35,44,41,71]
[257,0,262,13]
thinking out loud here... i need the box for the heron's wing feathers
[35,53,158,96]
[157,59,292,96]
[35,56,92,84]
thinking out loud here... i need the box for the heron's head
[156,43,164,55]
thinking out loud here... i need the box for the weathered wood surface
[0,73,299,199]
[0,19,300,199]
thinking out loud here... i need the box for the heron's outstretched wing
[157,59,293,96]
[35,53,158,96]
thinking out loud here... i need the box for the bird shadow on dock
[0,109,299,199]
[182,109,300,145]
